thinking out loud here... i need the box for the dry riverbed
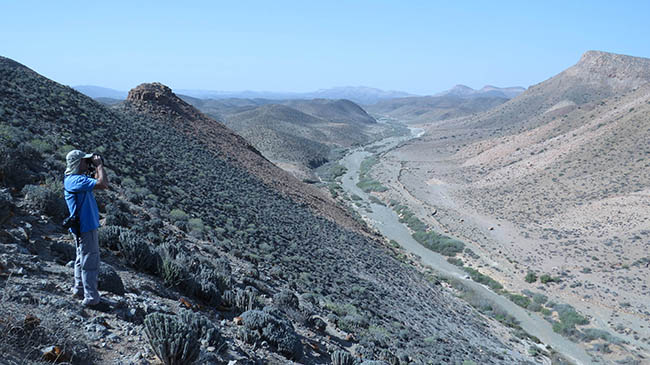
[368,127,650,364]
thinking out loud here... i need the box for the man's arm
[92,155,109,190]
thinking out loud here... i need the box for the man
[64,149,109,307]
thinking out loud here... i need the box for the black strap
[64,187,84,232]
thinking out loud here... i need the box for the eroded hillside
[371,51,650,363]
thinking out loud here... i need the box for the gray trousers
[73,229,100,304]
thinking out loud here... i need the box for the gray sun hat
[65,149,94,175]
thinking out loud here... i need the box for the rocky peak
[127,82,175,105]
[571,50,650,87]
[125,82,208,123]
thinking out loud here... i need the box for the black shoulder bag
[62,189,82,233]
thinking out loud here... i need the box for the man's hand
[92,154,109,190]
[91,155,103,167]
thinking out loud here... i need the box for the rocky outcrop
[127,82,174,105]
[567,50,650,90]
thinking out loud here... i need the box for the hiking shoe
[71,289,84,299]
[82,298,113,312]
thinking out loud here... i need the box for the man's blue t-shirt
[64,174,99,233]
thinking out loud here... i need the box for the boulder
[98,262,125,295]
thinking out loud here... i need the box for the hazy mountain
[175,86,414,104]
[77,85,414,105]
[380,50,650,363]
[0,55,536,363]
[307,86,414,104]
[435,84,525,99]
[73,85,127,99]
[366,84,523,124]
[366,94,509,124]
[176,89,301,100]
[94,96,123,105]
[478,85,526,98]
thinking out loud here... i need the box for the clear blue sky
[2,1,649,95]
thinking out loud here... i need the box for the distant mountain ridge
[435,84,525,99]
[73,85,128,99]
[77,85,414,105]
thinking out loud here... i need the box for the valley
[0,56,542,364]
[3,3,649,364]
[335,127,593,364]
[1,49,648,365]
[352,51,650,364]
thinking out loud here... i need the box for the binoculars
[85,154,104,175]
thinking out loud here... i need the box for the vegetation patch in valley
[357,155,388,193]
[390,201,465,257]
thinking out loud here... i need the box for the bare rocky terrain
[370,51,650,364]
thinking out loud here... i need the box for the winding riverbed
[338,127,594,365]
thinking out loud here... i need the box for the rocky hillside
[375,50,650,363]
[451,50,650,132]
[0,56,540,364]
[282,99,376,125]
[183,96,385,180]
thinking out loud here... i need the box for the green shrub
[330,164,348,179]
[22,183,67,220]
[527,302,542,312]
[28,138,54,154]
[507,293,531,308]
[357,156,388,192]
[169,209,189,221]
[532,293,548,305]
[554,304,588,327]
[540,274,560,284]
[104,201,132,227]
[179,310,224,348]
[331,350,355,365]
[241,309,302,360]
[462,267,503,290]
[222,288,258,313]
[118,230,160,273]
[98,225,123,250]
[581,328,621,344]
[368,195,386,206]
[413,230,465,256]
[525,272,537,283]
[159,254,187,288]
[143,313,200,365]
